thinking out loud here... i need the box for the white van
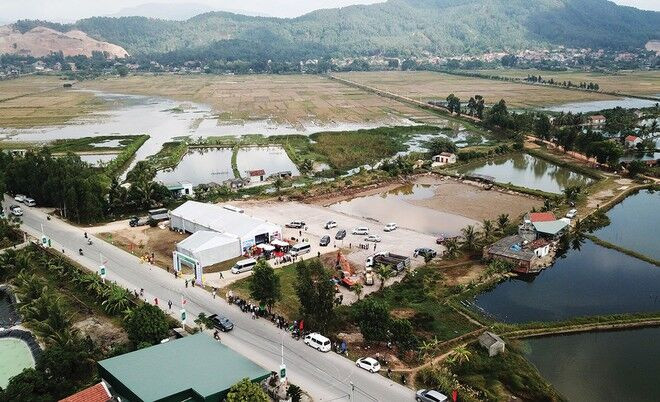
[231,258,257,274]
[290,243,311,256]
[352,227,369,235]
[24,198,36,207]
[304,333,332,352]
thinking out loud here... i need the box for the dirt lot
[412,175,542,222]
[470,69,660,96]
[0,75,105,128]
[99,225,187,270]
[336,71,618,109]
[81,74,442,126]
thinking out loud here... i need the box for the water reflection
[236,147,300,178]
[155,148,233,186]
[545,97,660,113]
[457,153,592,194]
[524,328,660,402]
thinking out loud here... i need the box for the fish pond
[544,96,660,113]
[456,153,593,194]
[0,337,35,388]
[591,189,660,260]
[524,327,660,402]
[473,239,660,323]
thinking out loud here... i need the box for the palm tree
[460,225,479,253]
[101,285,133,315]
[12,272,46,306]
[353,283,364,301]
[195,312,214,331]
[443,238,461,260]
[447,346,472,365]
[300,158,314,175]
[375,264,393,290]
[481,220,494,243]
[497,214,510,233]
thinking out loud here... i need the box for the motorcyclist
[78,248,83,256]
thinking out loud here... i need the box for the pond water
[1,90,415,175]
[78,153,118,167]
[155,148,233,186]
[619,151,660,162]
[456,153,593,194]
[524,327,660,402]
[328,184,478,236]
[0,338,35,388]
[545,97,660,113]
[473,239,660,323]
[236,147,300,178]
[0,290,18,328]
[591,189,660,260]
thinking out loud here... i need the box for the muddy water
[591,189,660,260]
[545,96,660,113]
[473,239,660,323]
[328,184,478,236]
[155,148,233,186]
[456,153,593,194]
[1,90,416,175]
[523,328,660,402]
[236,147,300,177]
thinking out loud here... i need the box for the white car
[355,357,381,373]
[325,220,337,229]
[14,194,26,203]
[352,227,369,235]
[23,198,36,207]
[384,222,397,232]
[365,235,381,243]
[9,205,23,216]
[566,209,578,219]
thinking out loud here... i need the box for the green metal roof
[98,333,270,402]
[533,220,569,235]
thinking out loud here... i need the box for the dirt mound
[0,25,128,58]
[73,316,128,352]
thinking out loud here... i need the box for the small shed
[478,331,505,357]
[248,169,266,183]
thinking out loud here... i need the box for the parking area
[233,200,443,269]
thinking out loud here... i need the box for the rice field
[336,70,619,109]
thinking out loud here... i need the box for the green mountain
[13,0,660,59]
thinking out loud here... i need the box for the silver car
[416,389,448,402]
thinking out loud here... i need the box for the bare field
[469,69,660,96]
[0,75,105,128]
[336,70,618,109]
[81,74,442,125]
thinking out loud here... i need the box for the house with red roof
[625,135,642,148]
[527,212,556,223]
[59,383,111,402]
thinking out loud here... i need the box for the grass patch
[149,140,189,171]
[48,135,139,153]
[103,135,149,178]
[309,125,441,171]
[525,147,604,180]
[585,235,660,267]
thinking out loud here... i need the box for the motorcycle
[87,238,93,246]
[78,248,84,256]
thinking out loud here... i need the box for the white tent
[170,201,282,252]
[176,230,241,267]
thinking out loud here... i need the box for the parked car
[416,389,448,402]
[355,357,381,373]
[566,209,578,219]
[335,229,347,240]
[9,205,23,216]
[324,220,337,229]
[14,194,26,203]
[304,333,331,352]
[129,216,150,227]
[384,222,397,232]
[286,220,306,229]
[23,198,36,207]
[364,235,381,243]
[208,314,234,332]
[320,235,331,247]
[414,248,437,259]
[352,227,369,235]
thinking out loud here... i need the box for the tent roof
[171,201,280,238]
[177,230,238,253]
[98,334,269,401]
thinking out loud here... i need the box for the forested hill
[12,0,660,59]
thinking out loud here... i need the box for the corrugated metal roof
[533,220,569,235]
[98,334,269,401]
[171,201,280,238]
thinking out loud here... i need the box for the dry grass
[100,226,187,271]
[80,73,441,125]
[336,70,618,109]
[470,69,660,96]
[0,75,105,128]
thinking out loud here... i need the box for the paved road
[4,197,416,402]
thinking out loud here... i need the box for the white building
[165,181,194,198]
[170,201,282,254]
[624,135,642,148]
[431,152,457,167]
[175,230,240,268]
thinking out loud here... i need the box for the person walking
[154,297,158,306]
[219,271,224,279]
[251,311,256,320]
[139,288,144,297]
[168,300,172,310]
[191,280,195,287]
[185,279,188,288]
[212,289,216,299]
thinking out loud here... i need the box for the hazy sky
[0,0,657,23]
